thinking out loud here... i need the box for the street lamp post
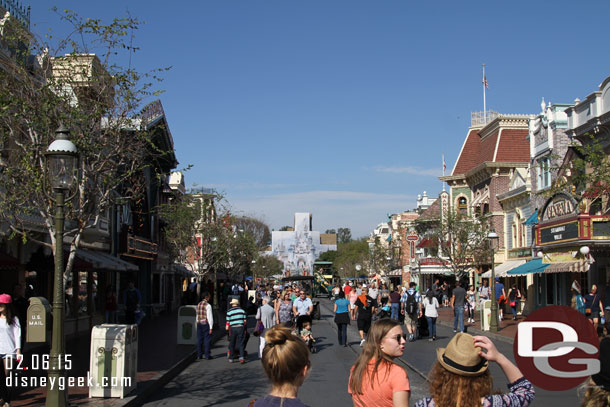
[487,228,499,333]
[45,125,79,407]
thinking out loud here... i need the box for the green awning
[507,258,549,276]
[524,210,538,226]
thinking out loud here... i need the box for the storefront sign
[542,249,578,264]
[419,258,448,266]
[509,248,531,259]
[539,222,579,245]
[541,193,578,222]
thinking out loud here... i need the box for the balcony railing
[0,0,30,30]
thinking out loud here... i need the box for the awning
[481,260,526,278]
[416,237,436,249]
[543,261,588,274]
[172,264,195,277]
[0,252,20,270]
[524,210,539,226]
[387,269,402,276]
[74,249,136,271]
[507,258,549,276]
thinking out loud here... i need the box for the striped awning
[481,260,526,278]
[543,261,588,274]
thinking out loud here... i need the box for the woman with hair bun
[251,326,311,407]
[348,318,410,407]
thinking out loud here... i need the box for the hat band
[442,354,486,373]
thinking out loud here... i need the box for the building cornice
[479,115,530,140]
[465,162,529,185]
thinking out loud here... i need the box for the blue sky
[32,1,610,238]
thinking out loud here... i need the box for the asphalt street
[142,298,580,406]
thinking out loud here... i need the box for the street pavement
[142,299,427,406]
[139,298,580,406]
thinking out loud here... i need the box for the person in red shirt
[344,282,352,296]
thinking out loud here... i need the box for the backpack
[406,292,417,315]
[232,285,240,296]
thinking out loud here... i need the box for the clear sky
[31,1,610,238]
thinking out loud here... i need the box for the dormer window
[457,197,468,215]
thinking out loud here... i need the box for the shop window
[457,197,468,215]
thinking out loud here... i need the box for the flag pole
[442,152,446,192]
[482,64,487,121]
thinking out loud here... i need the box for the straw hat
[230,298,240,306]
[436,333,488,376]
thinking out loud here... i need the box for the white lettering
[551,226,566,233]
[518,321,577,357]
[87,371,94,387]
[554,234,563,240]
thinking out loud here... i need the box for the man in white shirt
[292,290,313,317]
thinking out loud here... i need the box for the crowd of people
[187,277,610,407]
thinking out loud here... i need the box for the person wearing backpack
[571,280,586,315]
[123,281,141,324]
[401,282,422,342]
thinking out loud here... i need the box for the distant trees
[252,256,284,279]
[337,227,352,244]
[231,216,271,248]
[279,226,292,231]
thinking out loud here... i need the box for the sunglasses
[390,333,407,342]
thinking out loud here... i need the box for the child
[293,317,316,352]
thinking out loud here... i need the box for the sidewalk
[11,308,226,407]
[435,305,519,344]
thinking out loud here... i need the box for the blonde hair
[349,319,406,397]
[261,326,310,386]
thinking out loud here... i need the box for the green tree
[333,238,369,277]
[252,255,284,279]
[279,226,292,231]
[337,227,352,244]
[231,216,271,248]
[0,11,169,276]
[416,210,490,279]
[325,229,336,234]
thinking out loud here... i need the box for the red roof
[495,129,529,162]
[418,199,440,221]
[452,126,529,176]
[453,129,480,175]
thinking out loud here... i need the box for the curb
[435,319,515,345]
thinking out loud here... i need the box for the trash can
[480,300,491,331]
[177,305,198,345]
[89,324,138,399]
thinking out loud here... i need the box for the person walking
[226,298,247,364]
[255,296,276,358]
[571,280,586,315]
[585,284,604,335]
[414,333,535,407]
[422,290,439,341]
[196,291,214,360]
[0,294,21,407]
[507,284,522,321]
[478,279,490,306]
[349,286,358,320]
[451,281,466,333]
[292,290,313,318]
[123,281,141,324]
[389,286,402,321]
[251,326,311,407]
[348,319,410,407]
[441,282,450,308]
[333,291,350,346]
[276,291,293,327]
[401,282,422,342]
[494,277,506,321]
[466,285,476,323]
[354,287,377,347]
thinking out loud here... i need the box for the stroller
[294,315,317,353]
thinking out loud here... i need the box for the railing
[0,0,30,30]
[471,110,499,126]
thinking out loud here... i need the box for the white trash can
[177,305,198,345]
[480,300,492,331]
[89,324,138,399]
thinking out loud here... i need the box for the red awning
[0,252,20,269]
[416,237,437,249]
